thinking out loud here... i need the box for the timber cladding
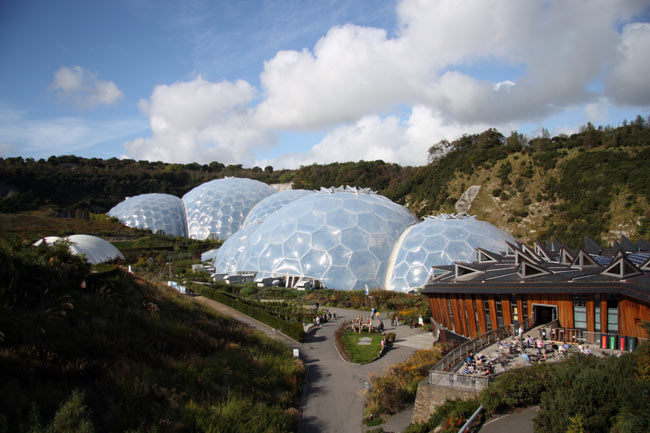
[425,292,650,339]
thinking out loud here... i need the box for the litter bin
[601,334,608,349]
[608,335,618,350]
[619,336,627,351]
[628,337,637,352]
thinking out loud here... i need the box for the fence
[431,316,535,373]
[429,371,489,391]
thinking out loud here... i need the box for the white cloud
[50,66,123,108]
[606,22,650,107]
[125,0,649,168]
[585,98,610,123]
[0,106,145,156]
[124,76,274,164]
[252,0,648,131]
[259,105,498,169]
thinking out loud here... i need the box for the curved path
[193,297,433,433]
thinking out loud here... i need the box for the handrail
[432,316,535,373]
[459,404,483,433]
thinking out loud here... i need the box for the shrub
[195,287,304,341]
[404,398,481,433]
[364,348,442,418]
[492,188,502,197]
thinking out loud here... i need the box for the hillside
[0,241,302,432]
[1,116,649,247]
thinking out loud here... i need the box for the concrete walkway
[193,297,434,433]
[478,406,538,433]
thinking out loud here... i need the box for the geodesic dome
[108,193,187,237]
[387,214,515,292]
[242,189,315,228]
[182,177,276,241]
[235,187,418,290]
[212,223,259,275]
[34,234,125,264]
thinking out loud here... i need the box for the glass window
[594,293,601,332]
[447,296,454,331]
[496,299,504,328]
[573,294,587,330]
[510,295,519,327]
[483,298,492,331]
[607,294,618,334]
[521,296,528,323]
[472,295,480,334]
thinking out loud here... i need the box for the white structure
[34,234,125,264]
[386,214,515,292]
[242,189,315,228]
[108,193,188,237]
[182,177,276,240]
[234,187,419,291]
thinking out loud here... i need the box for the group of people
[460,351,493,376]
[314,311,336,326]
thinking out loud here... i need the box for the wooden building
[422,239,650,344]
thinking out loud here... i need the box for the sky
[1,0,649,169]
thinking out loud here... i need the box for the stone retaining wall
[412,379,481,424]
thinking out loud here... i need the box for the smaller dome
[108,193,187,237]
[34,234,125,264]
[183,177,276,241]
[387,214,515,292]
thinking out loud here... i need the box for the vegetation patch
[404,398,482,433]
[477,343,650,433]
[341,330,385,364]
[194,286,306,342]
[364,347,443,421]
[0,240,303,433]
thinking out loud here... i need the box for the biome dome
[183,177,276,240]
[234,186,419,291]
[34,234,125,264]
[242,189,315,228]
[387,214,515,291]
[108,193,188,237]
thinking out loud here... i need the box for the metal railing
[429,371,489,390]
[432,316,535,373]
[459,404,484,433]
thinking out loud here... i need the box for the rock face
[455,185,481,214]
[270,182,294,192]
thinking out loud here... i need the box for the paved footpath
[478,406,538,433]
[193,297,434,433]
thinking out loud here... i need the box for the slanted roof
[423,239,650,305]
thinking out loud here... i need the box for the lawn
[342,330,385,364]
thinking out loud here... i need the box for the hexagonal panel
[182,177,275,240]
[387,215,514,292]
[108,193,187,237]
[242,189,315,227]
[217,189,418,290]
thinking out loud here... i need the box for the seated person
[520,353,530,362]
[466,351,475,365]
[525,335,534,348]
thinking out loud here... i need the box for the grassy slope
[0,243,303,433]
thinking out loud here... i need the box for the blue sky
[1,0,649,168]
